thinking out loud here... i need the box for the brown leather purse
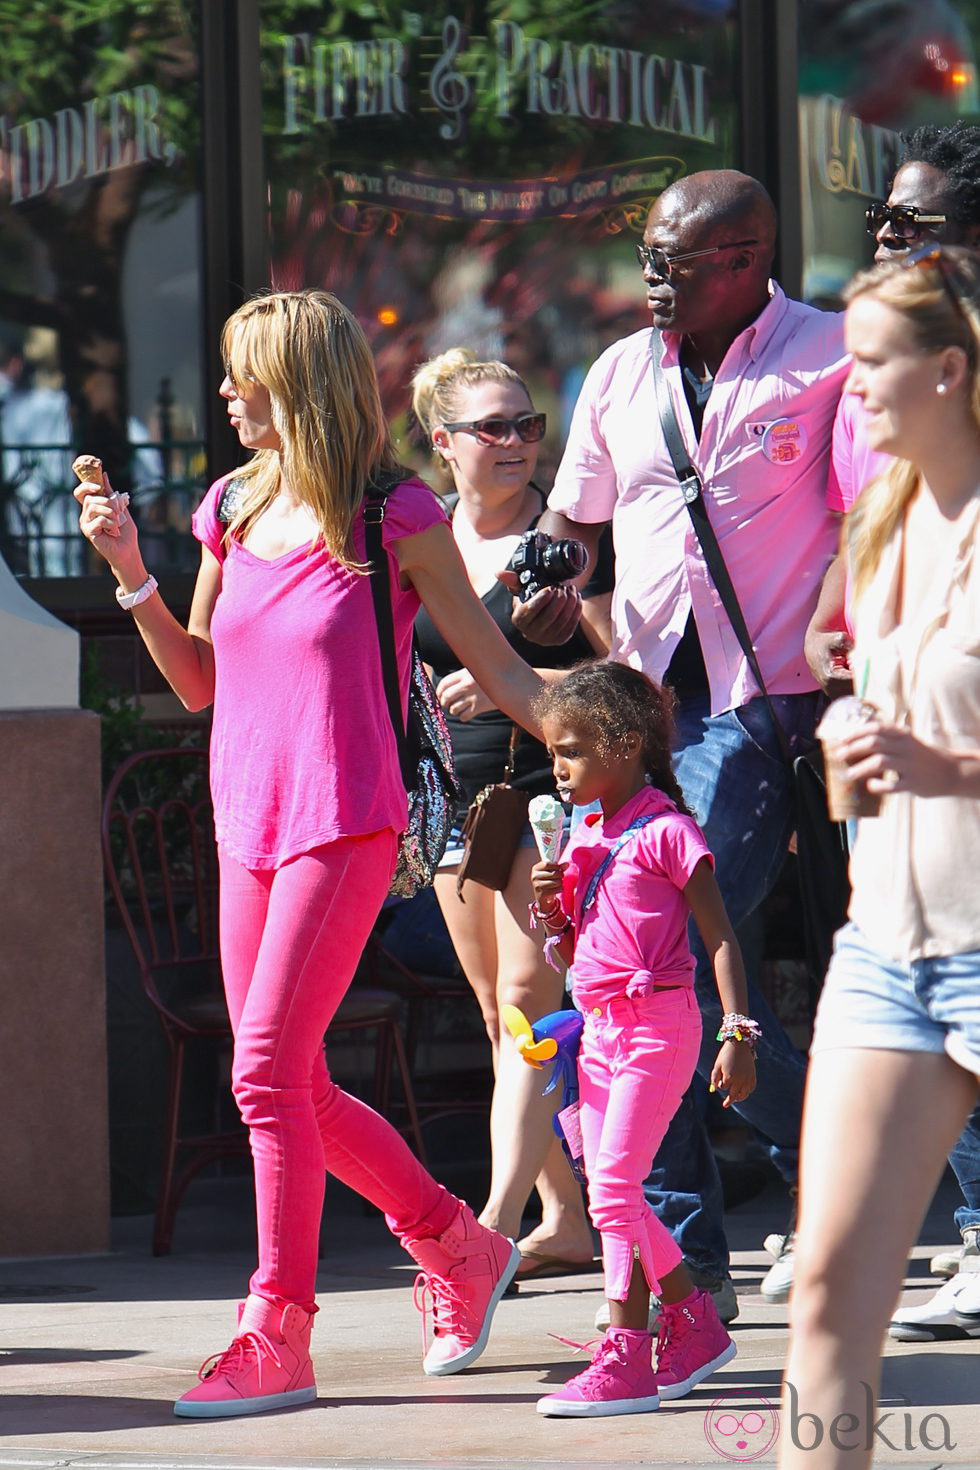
[455,728,530,899]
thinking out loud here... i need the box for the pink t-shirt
[560,785,714,1007]
[826,392,889,514]
[549,285,849,715]
[192,474,447,868]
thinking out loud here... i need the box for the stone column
[0,557,109,1256]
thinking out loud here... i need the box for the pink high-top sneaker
[174,1295,317,1418]
[402,1201,519,1376]
[537,1327,660,1417]
[656,1287,736,1400]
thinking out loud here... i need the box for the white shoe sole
[173,1384,317,1418]
[537,1391,660,1417]
[888,1318,980,1342]
[657,1339,737,1401]
[423,1239,520,1377]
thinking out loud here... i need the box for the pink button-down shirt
[827,392,889,514]
[550,285,849,714]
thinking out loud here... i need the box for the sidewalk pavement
[0,1170,977,1470]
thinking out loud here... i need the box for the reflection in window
[798,0,980,305]
[0,3,206,579]
[260,1,739,480]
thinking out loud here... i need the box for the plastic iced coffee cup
[816,697,882,820]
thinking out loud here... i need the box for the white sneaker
[760,1232,795,1303]
[929,1225,980,1278]
[888,1272,980,1342]
[764,1232,789,1260]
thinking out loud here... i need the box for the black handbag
[455,727,530,899]
[364,479,462,898]
[649,333,849,996]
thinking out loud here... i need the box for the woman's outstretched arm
[396,520,544,736]
[77,475,220,712]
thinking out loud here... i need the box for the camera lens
[541,538,589,580]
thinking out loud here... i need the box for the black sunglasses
[442,413,547,445]
[635,238,757,279]
[865,203,947,241]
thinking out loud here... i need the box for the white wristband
[115,574,158,610]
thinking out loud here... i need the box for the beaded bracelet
[716,1013,762,1049]
[528,899,567,931]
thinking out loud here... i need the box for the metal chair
[362,928,493,1134]
[102,747,426,1255]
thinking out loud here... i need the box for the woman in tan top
[781,248,980,1470]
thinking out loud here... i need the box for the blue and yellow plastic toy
[502,1003,585,1182]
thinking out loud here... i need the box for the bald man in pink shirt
[516,170,849,1315]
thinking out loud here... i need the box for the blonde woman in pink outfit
[75,290,545,1419]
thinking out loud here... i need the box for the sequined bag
[365,479,461,898]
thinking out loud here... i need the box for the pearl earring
[937,383,948,395]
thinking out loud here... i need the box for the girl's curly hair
[532,660,692,816]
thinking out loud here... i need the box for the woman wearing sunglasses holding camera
[412,349,611,1280]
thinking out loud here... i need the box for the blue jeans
[839,831,980,1237]
[642,691,818,1279]
[952,1105,980,1232]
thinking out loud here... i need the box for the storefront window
[260,1,739,481]
[799,0,980,305]
[0,1,206,580]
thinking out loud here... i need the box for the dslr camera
[510,529,589,602]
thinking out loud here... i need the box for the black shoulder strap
[363,480,415,786]
[649,330,790,762]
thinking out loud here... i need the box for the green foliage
[80,645,146,789]
[80,644,204,790]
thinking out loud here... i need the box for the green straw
[857,661,870,700]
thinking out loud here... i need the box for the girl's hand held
[710,1040,756,1107]
[531,859,565,905]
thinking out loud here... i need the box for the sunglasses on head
[901,242,972,319]
[865,203,947,241]
[442,413,547,445]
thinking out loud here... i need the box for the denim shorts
[436,813,570,872]
[811,922,980,1077]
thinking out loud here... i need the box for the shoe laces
[198,1328,283,1386]
[656,1299,695,1359]
[656,1313,672,1361]
[413,1270,468,1344]
[549,1331,596,1355]
[572,1333,630,1387]
[551,1331,628,1379]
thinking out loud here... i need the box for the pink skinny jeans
[219,832,455,1311]
[578,987,702,1302]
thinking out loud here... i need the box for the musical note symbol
[429,15,472,141]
